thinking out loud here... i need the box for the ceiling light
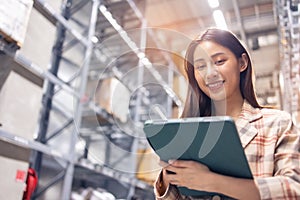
[91,36,99,43]
[208,0,220,8]
[137,52,145,59]
[213,10,228,30]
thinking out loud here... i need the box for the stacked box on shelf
[0,139,31,200]
[276,0,300,120]
[0,0,33,47]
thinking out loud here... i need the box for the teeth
[207,81,224,89]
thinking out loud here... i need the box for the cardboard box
[95,78,130,123]
[0,139,30,199]
[136,148,161,184]
[0,0,33,47]
[0,156,29,200]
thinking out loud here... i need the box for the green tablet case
[143,116,253,197]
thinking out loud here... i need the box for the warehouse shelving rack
[0,0,183,199]
[276,0,300,119]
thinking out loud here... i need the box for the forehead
[193,41,232,61]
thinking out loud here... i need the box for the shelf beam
[0,129,70,162]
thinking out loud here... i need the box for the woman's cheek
[195,74,206,90]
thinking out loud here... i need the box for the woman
[154,28,300,199]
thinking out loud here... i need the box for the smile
[206,80,225,91]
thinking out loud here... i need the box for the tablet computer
[143,116,253,197]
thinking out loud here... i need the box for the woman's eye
[195,64,206,70]
[215,59,225,65]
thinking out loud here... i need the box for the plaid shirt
[154,101,300,200]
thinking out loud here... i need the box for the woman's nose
[206,63,218,79]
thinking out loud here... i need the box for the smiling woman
[153,28,300,200]
[182,28,261,118]
[193,41,246,103]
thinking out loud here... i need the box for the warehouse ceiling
[143,0,276,35]
[98,0,277,39]
[33,0,279,75]
[141,0,277,51]
[90,0,279,74]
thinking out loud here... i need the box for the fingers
[162,169,181,186]
[159,159,189,169]
[160,159,208,175]
[159,160,179,175]
[169,179,181,186]
[168,159,196,168]
[160,159,198,171]
[160,159,193,168]
[164,169,187,187]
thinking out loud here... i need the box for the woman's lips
[206,80,225,92]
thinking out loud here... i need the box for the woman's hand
[160,160,260,199]
[162,160,215,192]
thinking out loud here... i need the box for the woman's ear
[239,53,248,72]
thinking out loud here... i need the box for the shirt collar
[239,100,263,122]
[235,100,262,148]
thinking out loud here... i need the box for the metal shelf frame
[28,0,109,199]
[276,0,300,115]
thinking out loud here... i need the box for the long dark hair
[181,28,262,117]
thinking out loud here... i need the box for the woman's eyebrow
[193,58,205,63]
[194,52,226,63]
[211,52,225,58]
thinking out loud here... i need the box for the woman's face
[193,41,246,102]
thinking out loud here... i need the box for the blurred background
[0,0,299,199]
